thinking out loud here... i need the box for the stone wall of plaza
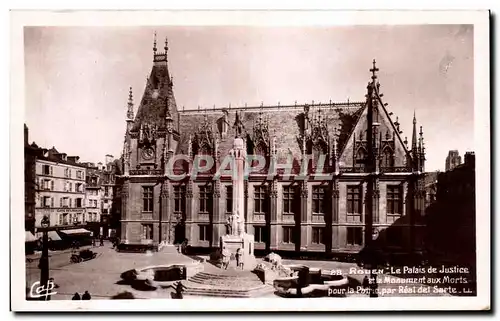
[34,159,87,228]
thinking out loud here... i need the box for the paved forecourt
[26,243,196,300]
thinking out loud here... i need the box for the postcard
[10,10,490,311]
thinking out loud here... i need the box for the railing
[339,166,413,174]
[130,169,163,176]
[339,167,366,173]
[178,101,365,113]
[380,166,412,173]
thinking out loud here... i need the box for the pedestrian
[174,281,186,299]
[221,247,229,270]
[49,277,59,289]
[72,292,80,300]
[82,290,91,300]
[236,248,243,270]
[92,238,96,247]
[99,237,104,247]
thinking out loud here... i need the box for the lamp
[39,215,50,300]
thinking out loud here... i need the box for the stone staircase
[183,268,275,298]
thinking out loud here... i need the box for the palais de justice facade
[118,37,427,256]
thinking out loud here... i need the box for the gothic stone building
[118,37,427,256]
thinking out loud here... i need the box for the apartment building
[34,147,87,229]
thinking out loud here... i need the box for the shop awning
[35,231,62,241]
[25,231,37,242]
[59,228,91,236]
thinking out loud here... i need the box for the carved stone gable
[309,109,329,147]
[233,111,246,139]
[194,114,215,154]
[252,111,270,155]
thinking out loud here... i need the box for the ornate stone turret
[119,33,182,246]
[126,87,134,124]
[418,125,426,172]
[411,112,426,172]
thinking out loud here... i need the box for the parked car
[70,249,97,263]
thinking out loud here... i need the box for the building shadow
[357,161,476,297]
[115,279,157,291]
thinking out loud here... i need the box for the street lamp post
[39,215,50,301]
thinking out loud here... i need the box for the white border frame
[10,10,490,311]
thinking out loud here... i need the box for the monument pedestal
[220,233,257,271]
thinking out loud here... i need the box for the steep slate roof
[131,63,179,132]
[177,102,365,163]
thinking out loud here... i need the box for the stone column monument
[220,137,256,270]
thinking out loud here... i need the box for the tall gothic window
[199,225,211,241]
[347,186,362,214]
[197,143,212,169]
[347,227,363,246]
[381,147,394,168]
[356,147,367,168]
[254,186,268,214]
[283,186,296,214]
[142,186,154,212]
[252,142,268,171]
[312,142,327,170]
[199,186,211,213]
[254,226,268,243]
[387,185,403,216]
[174,186,186,213]
[282,226,294,244]
[312,227,325,244]
[312,186,326,214]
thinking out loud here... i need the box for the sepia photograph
[10,10,490,311]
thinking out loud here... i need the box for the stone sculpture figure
[233,211,240,235]
[226,216,233,235]
[236,210,245,235]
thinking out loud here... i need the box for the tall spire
[370,59,379,82]
[153,31,157,54]
[127,87,134,120]
[418,125,424,152]
[412,111,418,150]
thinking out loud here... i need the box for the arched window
[252,142,268,171]
[356,147,367,168]
[196,142,213,171]
[381,147,394,168]
[312,141,327,170]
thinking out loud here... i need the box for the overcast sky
[24,25,473,171]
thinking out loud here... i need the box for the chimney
[67,156,80,164]
[56,153,68,161]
